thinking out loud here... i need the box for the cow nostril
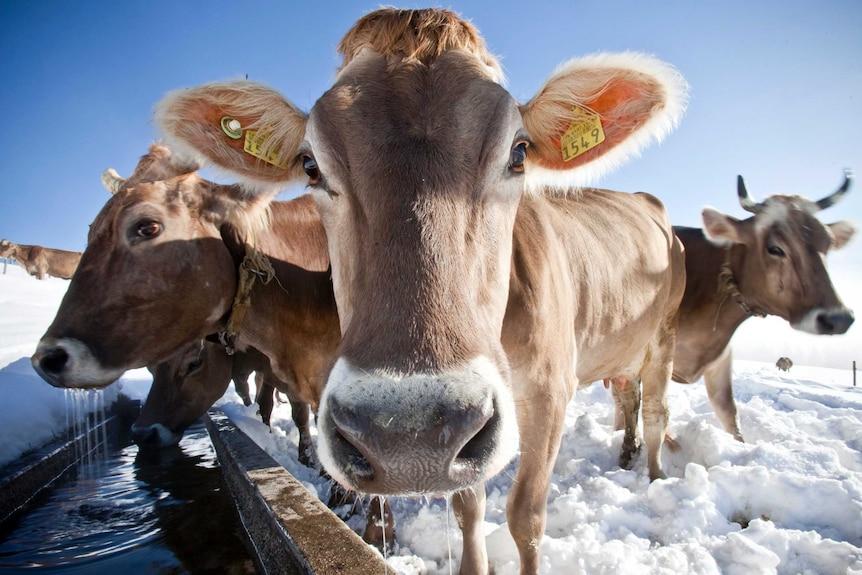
[40,347,69,375]
[331,429,374,483]
[456,413,497,463]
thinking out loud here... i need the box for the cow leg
[453,484,488,575]
[608,376,631,431]
[256,379,275,427]
[362,496,395,554]
[640,326,676,481]
[703,345,744,442]
[506,391,567,575]
[233,371,253,406]
[287,394,313,467]
[612,377,642,470]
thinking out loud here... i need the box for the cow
[148,8,688,574]
[669,171,855,440]
[0,239,81,280]
[775,357,793,372]
[32,144,340,412]
[133,340,314,464]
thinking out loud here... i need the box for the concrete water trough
[204,407,391,575]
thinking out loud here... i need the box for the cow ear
[702,207,745,246]
[520,52,688,191]
[155,80,308,199]
[828,220,856,250]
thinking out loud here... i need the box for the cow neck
[716,246,766,323]
[219,243,276,355]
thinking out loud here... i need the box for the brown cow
[0,239,81,280]
[134,340,313,465]
[150,8,688,574]
[32,144,339,406]
[670,172,855,440]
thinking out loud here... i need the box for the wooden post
[854,360,857,387]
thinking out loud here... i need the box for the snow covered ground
[1,262,861,574]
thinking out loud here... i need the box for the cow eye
[509,142,528,173]
[302,155,320,185]
[135,220,162,239]
[186,359,203,375]
[767,244,786,257]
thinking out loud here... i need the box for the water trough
[0,399,133,525]
[1,397,390,574]
[204,407,390,575]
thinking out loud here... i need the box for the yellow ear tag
[560,105,605,162]
[243,129,288,169]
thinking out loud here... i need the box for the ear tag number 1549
[560,107,605,162]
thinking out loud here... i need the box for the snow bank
[2,260,861,573]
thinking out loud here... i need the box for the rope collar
[219,245,276,355]
[716,250,766,321]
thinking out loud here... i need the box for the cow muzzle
[793,307,855,335]
[131,423,183,448]
[31,338,125,388]
[317,356,519,496]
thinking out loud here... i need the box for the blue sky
[1,0,860,278]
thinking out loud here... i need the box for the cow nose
[130,424,160,446]
[816,309,855,334]
[31,345,70,388]
[319,361,518,495]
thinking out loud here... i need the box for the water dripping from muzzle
[445,492,453,575]
[64,388,110,477]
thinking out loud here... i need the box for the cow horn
[814,168,853,211]
[737,175,761,213]
[101,168,125,195]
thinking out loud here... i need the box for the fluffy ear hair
[154,80,308,201]
[520,52,688,191]
[702,207,743,246]
[828,220,857,250]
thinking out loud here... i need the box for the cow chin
[31,338,126,389]
[791,307,855,335]
[317,356,519,496]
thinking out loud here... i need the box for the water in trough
[0,396,256,574]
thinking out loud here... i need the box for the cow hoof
[649,471,667,482]
[298,445,316,468]
[619,443,641,470]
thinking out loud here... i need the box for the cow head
[133,339,234,447]
[32,143,267,388]
[702,170,855,334]
[155,8,687,495]
[0,239,17,258]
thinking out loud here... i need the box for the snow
[1,261,861,574]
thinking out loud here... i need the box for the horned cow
[671,172,855,441]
